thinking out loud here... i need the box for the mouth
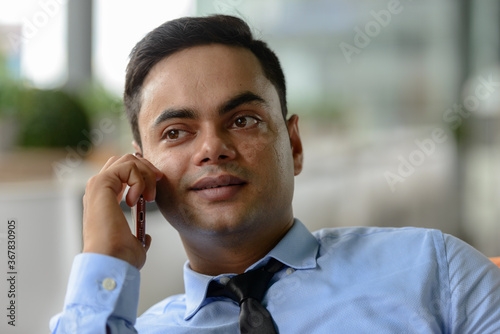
[190,175,247,201]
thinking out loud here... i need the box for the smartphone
[132,195,146,247]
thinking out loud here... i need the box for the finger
[134,155,163,181]
[144,234,152,252]
[129,156,163,202]
[100,155,121,172]
[116,183,128,203]
[98,160,146,206]
[110,154,162,192]
[101,154,145,172]
[124,163,158,204]
[122,165,148,206]
[101,156,158,205]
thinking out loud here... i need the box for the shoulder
[313,225,446,250]
[312,226,452,271]
[311,225,497,278]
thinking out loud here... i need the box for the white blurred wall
[0,180,81,333]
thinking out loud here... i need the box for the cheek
[237,137,269,162]
[237,132,293,180]
[153,152,188,213]
[147,151,187,189]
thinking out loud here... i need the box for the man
[51,15,500,333]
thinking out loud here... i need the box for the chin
[163,202,257,236]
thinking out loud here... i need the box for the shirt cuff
[63,253,141,324]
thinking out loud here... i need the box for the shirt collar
[182,218,319,320]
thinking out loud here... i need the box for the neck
[181,218,294,276]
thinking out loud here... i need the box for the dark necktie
[207,258,284,334]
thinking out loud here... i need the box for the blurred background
[0,0,499,332]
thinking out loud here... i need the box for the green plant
[0,80,21,117]
[0,52,21,119]
[76,82,123,119]
[16,88,91,148]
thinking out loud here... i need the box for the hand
[82,154,163,269]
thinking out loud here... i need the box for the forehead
[139,44,279,121]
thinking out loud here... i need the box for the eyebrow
[219,91,268,116]
[153,108,197,127]
[152,91,268,128]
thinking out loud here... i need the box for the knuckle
[106,155,120,164]
[124,160,139,172]
[86,175,97,188]
[124,153,136,160]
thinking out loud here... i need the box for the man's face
[137,44,302,242]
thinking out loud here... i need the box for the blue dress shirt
[50,219,500,333]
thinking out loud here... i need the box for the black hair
[124,14,287,147]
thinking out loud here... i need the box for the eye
[166,129,180,139]
[232,116,259,129]
[162,129,189,141]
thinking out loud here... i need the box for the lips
[191,175,246,190]
[190,175,247,201]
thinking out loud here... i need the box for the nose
[192,127,236,166]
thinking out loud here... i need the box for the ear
[132,140,143,157]
[286,114,303,176]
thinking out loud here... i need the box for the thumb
[144,234,152,252]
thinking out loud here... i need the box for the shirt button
[286,268,295,275]
[102,278,117,291]
[219,277,231,285]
